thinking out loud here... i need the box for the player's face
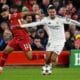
[48,9,56,19]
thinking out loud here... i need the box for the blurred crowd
[0,0,80,51]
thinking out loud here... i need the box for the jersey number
[24,44,29,50]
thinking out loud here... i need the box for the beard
[50,15,55,19]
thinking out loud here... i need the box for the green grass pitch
[0,67,80,80]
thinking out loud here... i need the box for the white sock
[0,67,3,70]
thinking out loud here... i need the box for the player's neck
[49,16,56,19]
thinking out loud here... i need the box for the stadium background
[0,0,80,80]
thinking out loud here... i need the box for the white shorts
[46,40,65,55]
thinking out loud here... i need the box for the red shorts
[8,37,31,51]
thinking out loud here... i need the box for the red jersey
[9,13,30,42]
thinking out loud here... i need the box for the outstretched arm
[21,17,46,28]
[21,21,44,28]
[61,17,80,26]
[69,19,80,26]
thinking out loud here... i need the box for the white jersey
[41,16,66,44]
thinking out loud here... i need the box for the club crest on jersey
[48,22,51,24]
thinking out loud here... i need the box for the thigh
[46,39,53,51]
[8,38,19,50]
[46,41,64,55]
[53,44,64,55]
[3,45,14,54]
[46,40,54,52]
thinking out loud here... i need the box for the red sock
[0,53,9,67]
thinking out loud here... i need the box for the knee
[27,55,32,60]
[3,46,13,54]
[3,49,10,54]
[26,51,32,60]
[51,58,56,63]
[51,55,58,63]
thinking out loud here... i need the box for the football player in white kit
[21,5,80,75]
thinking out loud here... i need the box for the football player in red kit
[0,8,37,73]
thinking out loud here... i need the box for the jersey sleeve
[60,17,80,26]
[21,17,46,28]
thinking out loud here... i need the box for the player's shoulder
[41,17,49,22]
[56,15,65,19]
[56,15,67,22]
